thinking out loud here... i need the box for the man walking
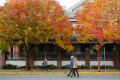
[67,56,74,77]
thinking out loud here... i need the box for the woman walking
[73,57,79,77]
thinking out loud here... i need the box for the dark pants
[42,65,48,71]
[73,68,79,77]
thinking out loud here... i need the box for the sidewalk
[0,69,120,75]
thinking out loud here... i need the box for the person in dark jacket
[42,58,48,71]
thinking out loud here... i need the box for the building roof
[65,0,93,19]
[67,0,86,12]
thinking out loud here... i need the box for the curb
[0,72,120,75]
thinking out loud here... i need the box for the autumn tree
[102,0,120,41]
[0,0,73,69]
[76,0,120,71]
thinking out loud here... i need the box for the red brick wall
[2,53,5,66]
[57,48,62,68]
[112,50,119,66]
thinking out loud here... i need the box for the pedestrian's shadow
[66,76,80,80]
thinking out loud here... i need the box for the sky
[56,0,82,9]
[0,0,82,9]
[0,0,6,6]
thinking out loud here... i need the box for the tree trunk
[26,52,30,70]
[112,46,119,67]
[23,44,30,70]
[57,47,62,68]
[98,48,101,72]
[84,48,90,67]
[10,46,13,59]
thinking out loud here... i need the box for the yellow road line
[0,72,120,75]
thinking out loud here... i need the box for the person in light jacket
[73,57,79,77]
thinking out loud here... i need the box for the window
[34,44,57,60]
[74,45,84,60]
[90,44,113,61]
[47,44,57,60]
[62,51,71,60]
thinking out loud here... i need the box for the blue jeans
[67,68,74,76]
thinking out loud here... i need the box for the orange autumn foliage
[0,0,73,51]
[76,0,120,43]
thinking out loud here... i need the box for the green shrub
[31,65,57,69]
[78,65,88,69]
[114,66,120,69]
[91,65,98,69]
[2,64,17,69]
[32,65,41,69]
[100,65,106,69]
[117,66,120,69]
[106,65,113,69]
[47,64,57,69]
[90,65,114,69]
[62,65,89,69]
[62,65,69,69]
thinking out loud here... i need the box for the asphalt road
[0,74,120,80]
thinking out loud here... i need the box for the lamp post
[104,46,106,71]
[0,50,2,69]
[44,45,47,60]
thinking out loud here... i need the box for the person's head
[74,57,78,60]
[71,56,74,59]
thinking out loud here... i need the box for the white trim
[6,60,26,67]
[69,19,77,22]
[34,61,57,66]
[90,61,113,66]
[5,60,114,67]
